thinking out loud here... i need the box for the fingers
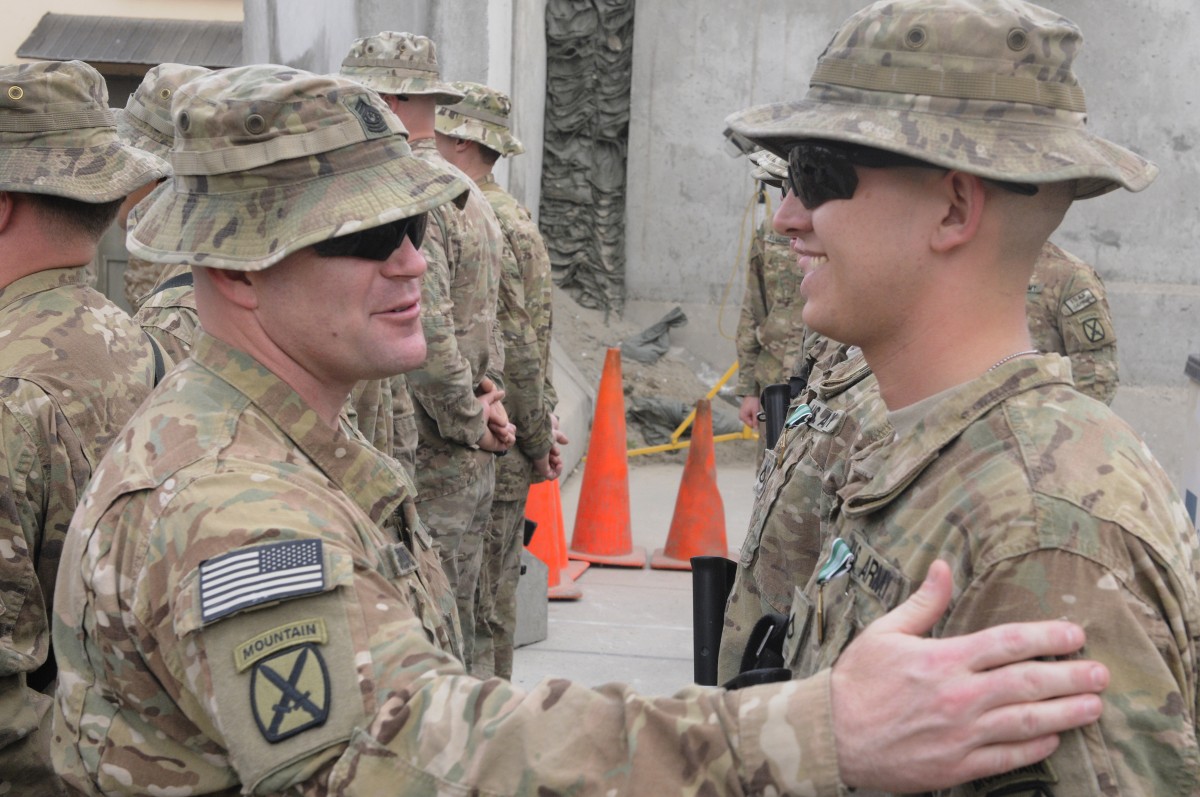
[924,735,1061,792]
[863,559,952,637]
[963,621,1087,672]
[969,657,1108,712]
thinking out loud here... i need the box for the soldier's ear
[204,266,259,310]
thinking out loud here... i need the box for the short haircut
[479,144,502,167]
[23,193,122,241]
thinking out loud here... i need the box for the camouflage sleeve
[942,547,1200,796]
[736,231,769,397]
[135,298,200,368]
[1056,268,1119,405]
[405,207,488,447]
[389,374,418,481]
[0,391,73,783]
[126,473,844,797]
[498,234,553,461]
[347,379,393,458]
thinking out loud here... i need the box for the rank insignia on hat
[251,643,331,743]
[199,540,325,624]
[350,96,390,137]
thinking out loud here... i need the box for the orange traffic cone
[651,399,728,570]
[525,479,584,600]
[568,348,646,567]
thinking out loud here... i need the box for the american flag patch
[200,540,325,624]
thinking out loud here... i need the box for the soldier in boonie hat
[434,81,525,157]
[339,31,465,104]
[0,59,167,202]
[725,0,1157,199]
[116,63,213,162]
[116,63,213,309]
[127,64,467,271]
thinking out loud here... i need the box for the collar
[0,267,87,312]
[191,333,409,524]
[840,354,1073,517]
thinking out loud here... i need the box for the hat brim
[726,98,1159,200]
[0,140,167,202]
[339,71,465,105]
[127,140,469,271]
[115,110,173,164]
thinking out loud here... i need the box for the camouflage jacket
[735,219,805,397]
[785,355,1200,797]
[51,334,462,795]
[1027,242,1119,405]
[719,341,891,683]
[123,254,161,310]
[389,374,417,482]
[347,378,394,458]
[133,263,197,367]
[479,176,557,500]
[52,334,851,797]
[405,140,504,499]
[0,268,155,790]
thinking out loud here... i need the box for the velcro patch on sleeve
[1063,289,1098,316]
[235,618,328,672]
[200,540,325,624]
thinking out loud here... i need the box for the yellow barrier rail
[627,360,757,457]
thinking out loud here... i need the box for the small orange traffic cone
[525,479,583,600]
[568,348,646,567]
[651,399,728,570]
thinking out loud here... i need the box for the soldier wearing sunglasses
[727,0,1198,794]
[51,62,1118,797]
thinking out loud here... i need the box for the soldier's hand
[533,452,559,480]
[738,395,761,429]
[829,560,1107,793]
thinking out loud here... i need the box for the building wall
[3,0,243,63]
[623,0,1200,490]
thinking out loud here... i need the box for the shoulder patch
[1081,317,1108,343]
[200,540,325,624]
[235,618,328,672]
[1063,288,1098,316]
[250,643,330,743]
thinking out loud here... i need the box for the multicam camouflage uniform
[718,336,891,683]
[735,218,805,400]
[1027,241,1119,404]
[784,356,1200,796]
[341,33,505,672]
[133,262,197,364]
[52,63,860,797]
[726,1,1198,793]
[436,81,558,679]
[0,60,165,795]
[114,63,212,312]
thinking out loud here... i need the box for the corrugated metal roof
[17,13,242,68]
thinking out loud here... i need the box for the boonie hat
[339,32,465,104]
[725,0,1157,199]
[127,64,469,272]
[434,81,525,157]
[0,60,168,202]
[749,150,787,186]
[117,63,213,164]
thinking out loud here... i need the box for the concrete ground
[511,457,756,696]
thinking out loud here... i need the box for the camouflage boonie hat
[339,32,465,104]
[0,60,168,202]
[750,150,786,187]
[116,63,213,165]
[434,81,525,157]
[127,65,469,272]
[725,0,1157,199]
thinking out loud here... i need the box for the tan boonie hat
[725,0,1157,199]
[127,64,469,272]
[339,32,465,104]
[434,81,525,157]
[0,60,168,202]
[117,63,213,165]
[750,150,787,187]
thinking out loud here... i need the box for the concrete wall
[623,0,1200,490]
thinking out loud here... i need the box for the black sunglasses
[786,141,1037,210]
[312,213,428,261]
